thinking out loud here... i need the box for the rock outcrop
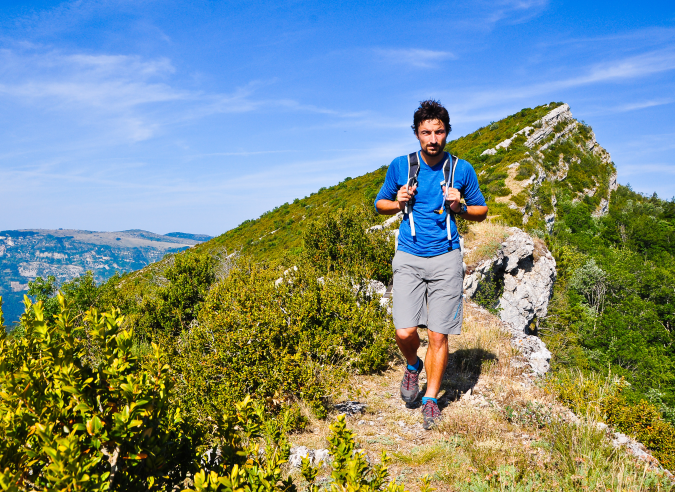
[464,228,556,375]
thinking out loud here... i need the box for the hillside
[5,102,675,489]
[198,102,616,260]
[0,228,211,324]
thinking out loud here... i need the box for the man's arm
[457,205,488,222]
[443,186,488,222]
[376,184,417,216]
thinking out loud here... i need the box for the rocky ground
[285,225,673,491]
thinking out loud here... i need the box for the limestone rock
[525,104,573,148]
[464,228,556,375]
[289,446,315,468]
[496,232,556,334]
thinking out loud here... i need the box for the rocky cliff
[446,102,618,233]
[464,227,556,375]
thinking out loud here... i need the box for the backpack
[405,151,459,241]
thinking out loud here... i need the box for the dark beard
[422,145,444,157]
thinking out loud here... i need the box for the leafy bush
[143,251,216,337]
[0,296,197,491]
[303,206,394,284]
[185,415,408,492]
[0,297,408,492]
[547,369,675,470]
[172,259,395,425]
[471,270,504,315]
[604,398,675,470]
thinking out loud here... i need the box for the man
[374,100,488,429]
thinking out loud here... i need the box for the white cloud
[487,0,549,24]
[453,0,548,29]
[433,48,675,124]
[587,99,675,115]
[0,46,371,144]
[374,48,455,69]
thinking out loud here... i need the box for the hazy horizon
[1,0,674,236]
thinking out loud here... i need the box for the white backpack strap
[405,152,420,236]
[446,155,459,240]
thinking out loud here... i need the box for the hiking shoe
[400,359,423,403]
[422,400,441,430]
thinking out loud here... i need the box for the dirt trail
[290,302,547,490]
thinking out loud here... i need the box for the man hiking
[374,100,488,429]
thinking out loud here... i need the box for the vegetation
[0,297,407,491]
[198,172,389,262]
[9,206,397,438]
[4,101,675,483]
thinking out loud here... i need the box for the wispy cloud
[586,99,675,115]
[374,48,455,69]
[0,46,371,144]
[454,0,548,30]
[486,0,549,24]
[437,48,675,124]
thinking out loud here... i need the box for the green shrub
[173,259,395,425]
[185,415,407,492]
[0,297,409,492]
[547,369,675,470]
[303,206,394,284]
[0,296,197,491]
[605,398,675,470]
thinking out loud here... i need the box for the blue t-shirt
[374,151,486,257]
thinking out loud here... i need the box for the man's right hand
[397,184,417,211]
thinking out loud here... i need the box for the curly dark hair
[411,100,451,135]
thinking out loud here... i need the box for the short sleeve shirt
[374,151,486,257]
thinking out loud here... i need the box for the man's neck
[419,149,446,167]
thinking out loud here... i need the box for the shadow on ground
[436,348,498,409]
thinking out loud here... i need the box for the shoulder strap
[405,152,421,236]
[442,154,459,190]
[444,155,460,241]
[407,152,420,186]
[450,154,458,189]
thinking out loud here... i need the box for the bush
[547,369,675,470]
[184,415,408,492]
[303,207,394,284]
[605,398,675,470]
[0,295,197,490]
[173,259,395,425]
[0,297,408,492]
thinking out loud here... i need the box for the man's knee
[427,330,448,348]
[396,327,418,342]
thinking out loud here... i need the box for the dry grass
[495,163,531,205]
[286,302,673,491]
[463,220,511,266]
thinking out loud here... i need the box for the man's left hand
[442,186,462,213]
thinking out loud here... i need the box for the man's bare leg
[396,327,420,365]
[424,330,448,398]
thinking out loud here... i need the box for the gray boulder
[463,228,556,375]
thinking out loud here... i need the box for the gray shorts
[392,249,464,335]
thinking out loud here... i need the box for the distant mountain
[165,232,214,242]
[0,229,209,324]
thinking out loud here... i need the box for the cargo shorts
[392,249,464,335]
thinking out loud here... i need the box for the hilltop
[198,102,616,261]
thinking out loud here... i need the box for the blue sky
[1,0,674,236]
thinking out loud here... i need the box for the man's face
[416,119,447,157]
